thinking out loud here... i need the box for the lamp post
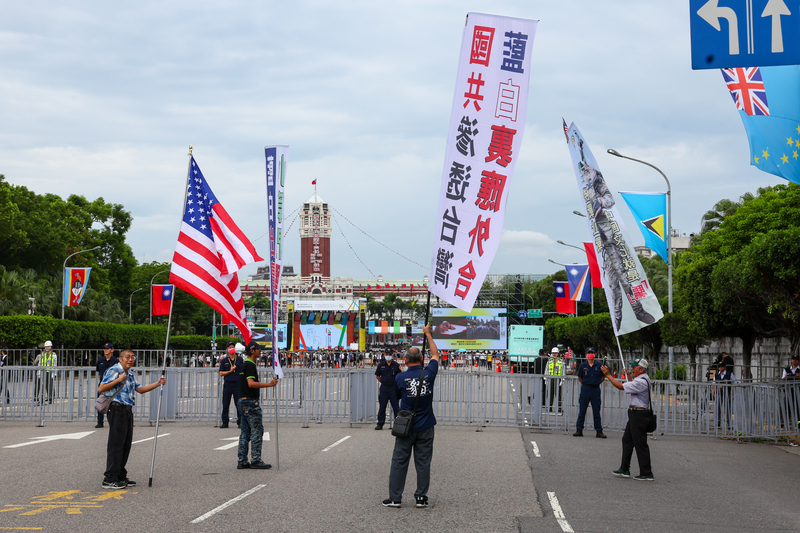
[129,287,143,321]
[548,259,579,317]
[607,148,674,380]
[62,246,101,319]
[150,270,171,325]
[573,210,586,217]
[557,240,594,314]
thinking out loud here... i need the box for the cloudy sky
[0,1,780,283]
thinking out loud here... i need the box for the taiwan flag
[554,281,576,314]
[152,284,174,316]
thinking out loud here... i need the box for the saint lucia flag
[63,267,91,306]
[722,65,800,185]
[565,264,592,303]
[619,192,668,263]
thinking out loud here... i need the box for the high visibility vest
[41,353,55,373]
[547,359,563,376]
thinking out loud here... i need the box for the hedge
[169,335,242,350]
[0,315,167,349]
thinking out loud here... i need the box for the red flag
[583,242,603,288]
[312,179,317,185]
[554,281,576,314]
[169,156,264,343]
[152,284,174,316]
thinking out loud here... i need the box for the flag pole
[148,289,174,487]
[148,146,192,488]
[273,355,280,470]
[615,335,628,382]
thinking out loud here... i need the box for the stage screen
[250,324,287,349]
[414,308,507,350]
[295,324,349,350]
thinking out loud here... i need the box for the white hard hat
[44,341,53,347]
[235,342,245,354]
[551,347,559,353]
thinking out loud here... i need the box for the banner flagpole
[615,335,628,382]
[148,146,192,488]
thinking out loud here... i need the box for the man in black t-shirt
[237,341,278,470]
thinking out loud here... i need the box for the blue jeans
[237,398,263,464]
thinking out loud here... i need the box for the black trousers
[620,409,652,476]
[221,382,241,425]
[104,403,134,483]
[377,385,399,425]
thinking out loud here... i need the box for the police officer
[374,352,401,430]
[573,348,606,438]
[546,347,564,412]
[95,342,119,428]
[219,341,244,429]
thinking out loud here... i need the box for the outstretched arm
[424,324,439,362]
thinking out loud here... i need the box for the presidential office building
[241,193,429,312]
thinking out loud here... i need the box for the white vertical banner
[265,145,288,378]
[564,123,663,336]
[429,13,538,312]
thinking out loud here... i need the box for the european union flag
[723,65,800,184]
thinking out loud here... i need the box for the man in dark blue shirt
[95,342,118,428]
[573,348,606,438]
[219,341,244,429]
[383,324,439,509]
[374,353,401,430]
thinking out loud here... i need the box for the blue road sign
[517,310,527,319]
[690,0,800,69]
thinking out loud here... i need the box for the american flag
[722,67,769,116]
[170,156,263,343]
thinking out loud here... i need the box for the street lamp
[129,287,143,321]
[607,148,674,380]
[150,269,171,325]
[556,241,594,314]
[62,246,102,319]
[573,210,586,217]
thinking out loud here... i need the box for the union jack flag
[722,67,769,116]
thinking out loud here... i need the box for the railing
[1,367,798,440]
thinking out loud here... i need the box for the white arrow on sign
[698,0,740,55]
[762,0,791,53]
[4,430,95,448]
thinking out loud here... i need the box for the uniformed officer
[95,342,119,428]
[573,348,606,438]
[375,352,401,430]
[219,341,244,429]
[546,347,564,411]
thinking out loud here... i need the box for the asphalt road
[0,419,798,533]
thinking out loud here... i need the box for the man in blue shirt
[374,352,401,430]
[573,348,606,438]
[383,324,439,509]
[95,342,118,428]
[219,341,244,429]
[99,349,166,489]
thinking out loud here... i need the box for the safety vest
[547,359,563,376]
[41,353,55,373]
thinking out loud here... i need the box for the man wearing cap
[33,341,57,405]
[95,343,118,428]
[237,341,279,470]
[714,358,737,430]
[375,352,401,430]
[99,349,166,489]
[782,355,800,427]
[602,358,654,481]
[219,341,244,429]
[574,349,606,438]
[546,347,564,412]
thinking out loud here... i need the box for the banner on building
[266,145,288,378]
[564,122,664,336]
[63,267,91,307]
[429,13,538,312]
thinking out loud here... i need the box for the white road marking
[214,433,269,450]
[191,484,267,523]
[530,441,541,457]
[4,431,95,448]
[322,435,350,452]
[132,433,170,444]
[547,492,574,533]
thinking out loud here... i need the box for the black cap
[586,347,595,354]
[718,360,727,367]
[245,340,261,355]
[226,341,236,348]
[103,342,114,349]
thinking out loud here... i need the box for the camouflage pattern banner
[564,122,663,336]
[429,13,538,312]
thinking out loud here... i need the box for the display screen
[410,308,507,350]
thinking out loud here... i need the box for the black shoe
[415,496,429,508]
[375,424,383,430]
[612,469,630,478]
[237,462,251,469]
[220,423,229,429]
[382,499,401,508]
[102,480,127,489]
[573,430,583,437]
[95,423,104,428]
[596,432,607,439]
[250,461,272,469]
[123,479,136,487]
